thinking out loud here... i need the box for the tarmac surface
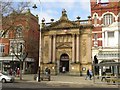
[15,74,119,88]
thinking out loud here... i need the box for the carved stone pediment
[57,43,72,48]
[46,20,78,29]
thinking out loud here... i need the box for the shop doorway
[59,53,69,73]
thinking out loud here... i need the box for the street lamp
[32,2,42,82]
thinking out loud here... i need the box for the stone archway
[59,53,69,73]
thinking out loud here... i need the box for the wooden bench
[34,73,51,81]
[41,74,51,81]
[105,77,120,84]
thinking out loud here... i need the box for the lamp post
[32,1,42,82]
[11,50,14,71]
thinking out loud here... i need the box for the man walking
[85,69,90,80]
[89,69,93,80]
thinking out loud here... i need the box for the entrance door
[59,54,69,73]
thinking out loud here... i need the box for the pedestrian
[47,68,50,75]
[85,69,90,80]
[17,68,20,77]
[62,67,66,73]
[89,69,93,80]
[45,67,49,75]
[9,68,12,76]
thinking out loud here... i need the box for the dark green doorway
[59,53,69,73]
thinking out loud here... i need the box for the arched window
[0,30,9,38]
[94,14,97,25]
[0,30,4,37]
[16,26,23,38]
[94,33,98,47]
[103,14,113,26]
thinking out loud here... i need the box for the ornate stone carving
[44,41,49,57]
[56,43,72,48]
[82,39,86,57]
[56,35,72,43]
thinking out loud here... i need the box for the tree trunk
[20,61,22,80]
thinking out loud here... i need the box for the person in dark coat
[85,69,90,80]
[9,68,12,76]
[45,67,50,75]
[89,69,93,80]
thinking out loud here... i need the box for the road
[1,82,119,90]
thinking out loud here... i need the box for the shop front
[0,56,35,74]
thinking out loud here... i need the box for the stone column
[49,35,52,62]
[52,35,56,63]
[76,34,80,63]
[87,34,92,63]
[72,34,75,63]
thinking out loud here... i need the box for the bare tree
[1,1,30,80]
[11,42,28,80]
[1,1,30,37]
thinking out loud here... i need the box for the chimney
[90,0,97,7]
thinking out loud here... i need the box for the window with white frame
[4,31,9,38]
[9,40,24,55]
[9,41,14,54]
[103,14,113,26]
[94,33,98,41]
[108,31,114,47]
[16,26,23,38]
[0,44,4,53]
[94,33,98,47]
[0,30,4,37]
[94,15,97,26]
[0,30,9,38]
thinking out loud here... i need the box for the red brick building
[90,0,120,55]
[91,0,120,47]
[0,9,40,73]
[90,0,120,75]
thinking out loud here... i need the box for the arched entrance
[59,53,69,73]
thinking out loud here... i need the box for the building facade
[90,0,120,75]
[40,10,93,75]
[0,9,40,74]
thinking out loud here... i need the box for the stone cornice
[42,24,93,32]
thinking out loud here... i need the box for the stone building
[40,9,93,75]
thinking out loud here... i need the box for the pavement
[15,74,119,88]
